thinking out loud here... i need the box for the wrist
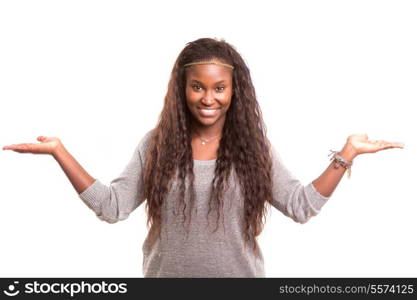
[52,143,67,160]
[339,143,357,162]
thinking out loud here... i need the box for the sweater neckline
[193,158,217,165]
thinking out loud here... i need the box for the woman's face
[185,61,233,130]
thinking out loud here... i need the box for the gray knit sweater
[78,130,330,277]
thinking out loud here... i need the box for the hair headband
[183,61,234,70]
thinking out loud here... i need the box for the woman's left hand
[342,134,405,160]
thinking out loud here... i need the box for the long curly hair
[143,37,273,254]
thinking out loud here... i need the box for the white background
[0,0,415,277]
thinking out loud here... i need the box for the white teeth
[199,109,219,117]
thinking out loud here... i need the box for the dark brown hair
[143,37,273,254]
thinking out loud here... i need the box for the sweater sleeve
[78,131,152,223]
[269,144,330,224]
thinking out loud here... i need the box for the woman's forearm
[312,143,357,198]
[53,144,95,195]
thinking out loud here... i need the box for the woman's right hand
[3,135,95,194]
[3,136,63,156]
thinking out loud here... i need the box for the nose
[201,90,216,106]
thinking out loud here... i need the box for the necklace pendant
[201,141,206,145]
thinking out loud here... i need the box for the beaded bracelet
[328,150,353,178]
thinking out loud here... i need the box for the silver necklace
[195,132,222,146]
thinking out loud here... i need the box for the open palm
[3,136,62,155]
[347,134,404,155]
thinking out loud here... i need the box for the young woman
[2,38,404,278]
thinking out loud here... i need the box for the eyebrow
[189,79,227,84]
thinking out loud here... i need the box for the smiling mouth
[198,108,220,117]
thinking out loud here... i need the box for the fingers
[349,133,368,140]
[3,141,45,153]
[3,144,17,150]
[37,136,50,142]
[37,136,56,143]
[3,143,33,152]
[3,136,48,151]
[373,140,405,150]
[381,142,405,149]
[390,142,405,148]
[367,138,404,146]
[378,140,404,148]
[9,149,28,153]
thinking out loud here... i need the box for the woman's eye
[216,86,225,91]
[192,85,202,90]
